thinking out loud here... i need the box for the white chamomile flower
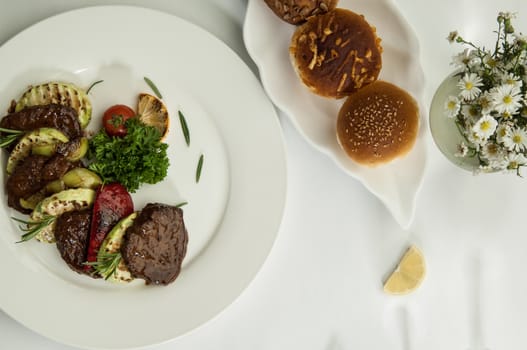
[483,53,498,70]
[478,164,494,173]
[458,73,483,100]
[455,142,469,157]
[481,142,507,169]
[447,31,458,43]
[467,130,483,150]
[444,95,461,118]
[500,72,523,89]
[490,84,522,114]
[479,91,494,115]
[506,152,527,170]
[489,157,509,171]
[496,123,511,143]
[451,51,467,67]
[451,49,477,69]
[472,115,498,140]
[502,126,527,152]
[461,104,479,121]
[469,59,483,71]
[499,11,516,20]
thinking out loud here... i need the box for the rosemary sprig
[144,77,163,99]
[11,215,56,243]
[195,154,204,183]
[175,201,188,208]
[0,127,23,148]
[86,79,103,94]
[178,110,190,146]
[84,251,122,280]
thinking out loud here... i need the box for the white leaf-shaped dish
[243,0,427,228]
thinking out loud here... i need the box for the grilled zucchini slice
[96,212,138,282]
[15,82,92,128]
[31,188,96,243]
[6,128,69,175]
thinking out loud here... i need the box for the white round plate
[243,0,427,228]
[0,6,286,349]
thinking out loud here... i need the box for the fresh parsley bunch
[88,118,169,192]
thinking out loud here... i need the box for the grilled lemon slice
[137,93,169,140]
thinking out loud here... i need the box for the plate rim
[0,5,287,349]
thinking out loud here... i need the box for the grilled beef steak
[121,203,188,285]
[6,154,78,213]
[0,104,81,139]
[55,210,91,274]
[6,155,48,213]
[42,154,77,181]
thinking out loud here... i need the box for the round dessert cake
[289,8,382,98]
[336,80,419,166]
[264,0,339,25]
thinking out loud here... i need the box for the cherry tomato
[102,104,135,137]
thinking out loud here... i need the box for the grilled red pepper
[85,182,133,270]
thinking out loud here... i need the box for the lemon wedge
[383,244,426,295]
[137,93,169,140]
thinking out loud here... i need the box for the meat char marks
[2,103,84,213]
[6,154,78,213]
[1,104,81,139]
[55,210,91,274]
[121,203,188,285]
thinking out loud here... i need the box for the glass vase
[429,72,481,172]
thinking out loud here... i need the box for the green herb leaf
[87,117,169,192]
[0,128,23,148]
[144,77,163,99]
[85,251,122,280]
[12,215,56,243]
[86,80,103,94]
[175,201,188,208]
[178,110,190,146]
[196,154,204,183]
[0,127,23,134]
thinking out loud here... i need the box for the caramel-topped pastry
[290,8,382,98]
[264,0,338,25]
[336,81,419,166]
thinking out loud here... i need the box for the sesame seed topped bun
[336,81,419,166]
[264,0,339,25]
[290,8,382,99]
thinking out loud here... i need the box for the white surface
[2,0,527,350]
[244,0,427,228]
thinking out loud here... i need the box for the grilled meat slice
[121,203,188,285]
[42,154,78,182]
[6,154,48,213]
[6,154,79,213]
[55,210,92,274]
[0,104,82,139]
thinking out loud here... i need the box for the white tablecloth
[1,0,526,349]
